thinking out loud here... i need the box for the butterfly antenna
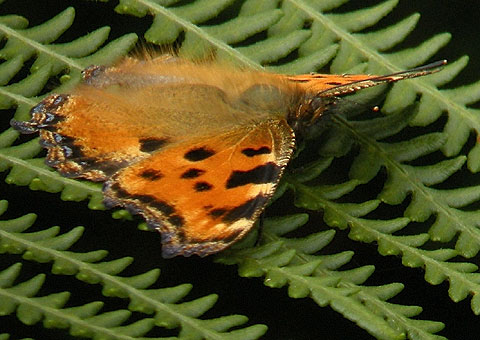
[319,60,447,97]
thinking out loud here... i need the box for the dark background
[0,0,479,339]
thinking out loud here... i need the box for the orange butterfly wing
[103,120,294,257]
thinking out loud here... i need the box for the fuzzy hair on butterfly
[11,53,446,258]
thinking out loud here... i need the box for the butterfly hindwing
[103,119,295,257]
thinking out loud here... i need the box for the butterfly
[11,54,446,258]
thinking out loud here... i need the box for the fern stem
[0,22,84,71]
[0,87,37,106]
[0,151,102,196]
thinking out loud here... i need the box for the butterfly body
[11,55,445,257]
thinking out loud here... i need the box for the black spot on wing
[106,183,175,216]
[181,168,205,179]
[139,137,168,153]
[194,181,213,192]
[140,169,163,181]
[241,146,271,157]
[107,182,130,199]
[81,158,124,177]
[133,194,154,204]
[184,147,215,161]
[222,194,269,223]
[209,208,227,218]
[226,162,281,189]
[168,214,185,227]
[151,200,176,216]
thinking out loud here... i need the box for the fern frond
[218,214,446,340]
[0,263,160,339]
[344,111,480,253]
[0,200,267,339]
[287,105,480,313]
